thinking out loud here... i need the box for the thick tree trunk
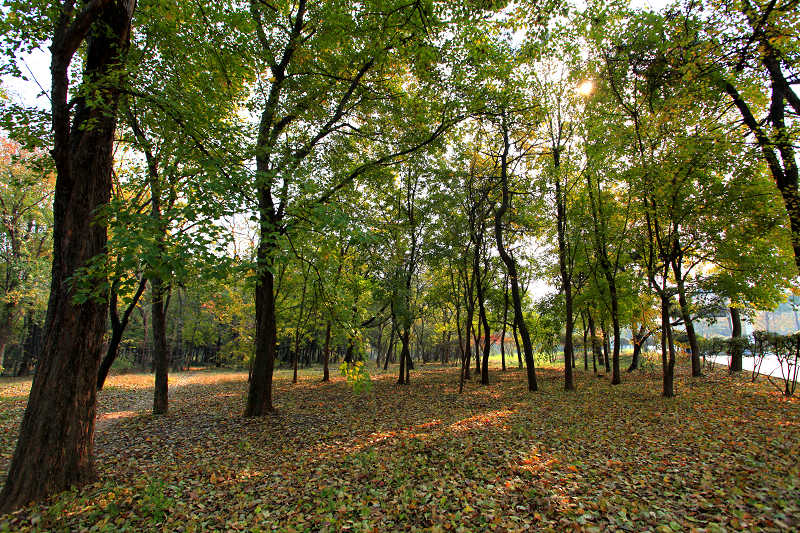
[0,0,135,513]
[729,307,743,372]
[629,340,642,372]
[245,241,277,416]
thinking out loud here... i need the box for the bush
[339,361,372,394]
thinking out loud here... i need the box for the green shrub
[340,361,372,394]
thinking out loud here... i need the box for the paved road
[708,353,796,379]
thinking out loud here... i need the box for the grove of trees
[0,0,797,513]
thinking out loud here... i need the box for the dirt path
[94,372,194,433]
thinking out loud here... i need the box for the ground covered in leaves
[1,360,798,532]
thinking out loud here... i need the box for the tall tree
[243,0,462,416]
[0,0,136,512]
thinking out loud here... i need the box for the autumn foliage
[1,363,798,531]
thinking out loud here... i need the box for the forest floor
[0,359,798,532]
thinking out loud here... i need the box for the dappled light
[2,364,798,530]
[0,0,798,527]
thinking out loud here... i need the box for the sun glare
[576,79,594,97]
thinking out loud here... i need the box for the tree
[242,0,463,416]
[688,0,800,272]
[494,109,539,392]
[0,140,52,374]
[0,0,136,512]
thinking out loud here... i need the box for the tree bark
[398,327,410,384]
[600,319,611,373]
[322,321,331,381]
[383,316,395,371]
[477,272,491,385]
[292,267,308,384]
[97,277,147,390]
[588,312,600,375]
[730,307,743,373]
[494,112,537,392]
[0,0,135,513]
[672,256,701,377]
[500,275,508,371]
[553,151,575,390]
[245,238,277,416]
[661,291,676,398]
[627,325,651,372]
[0,308,15,376]
[151,279,169,415]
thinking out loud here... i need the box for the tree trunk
[600,319,610,372]
[98,328,123,391]
[322,321,331,381]
[501,275,508,371]
[0,309,15,376]
[477,276,491,385]
[245,239,277,416]
[730,307,743,372]
[672,257,701,376]
[494,112,537,392]
[0,0,135,513]
[463,292,474,382]
[628,325,650,372]
[383,317,395,371]
[581,312,588,371]
[554,164,575,390]
[513,318,522,369]
[292,268,308,384]
[398,327,410,384]
[151,280,169,415]
[16,319,41,377]
[588,312,600,375]
[605,281,621,384]
[661,292,676,398]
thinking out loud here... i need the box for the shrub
[339,361,372,394]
